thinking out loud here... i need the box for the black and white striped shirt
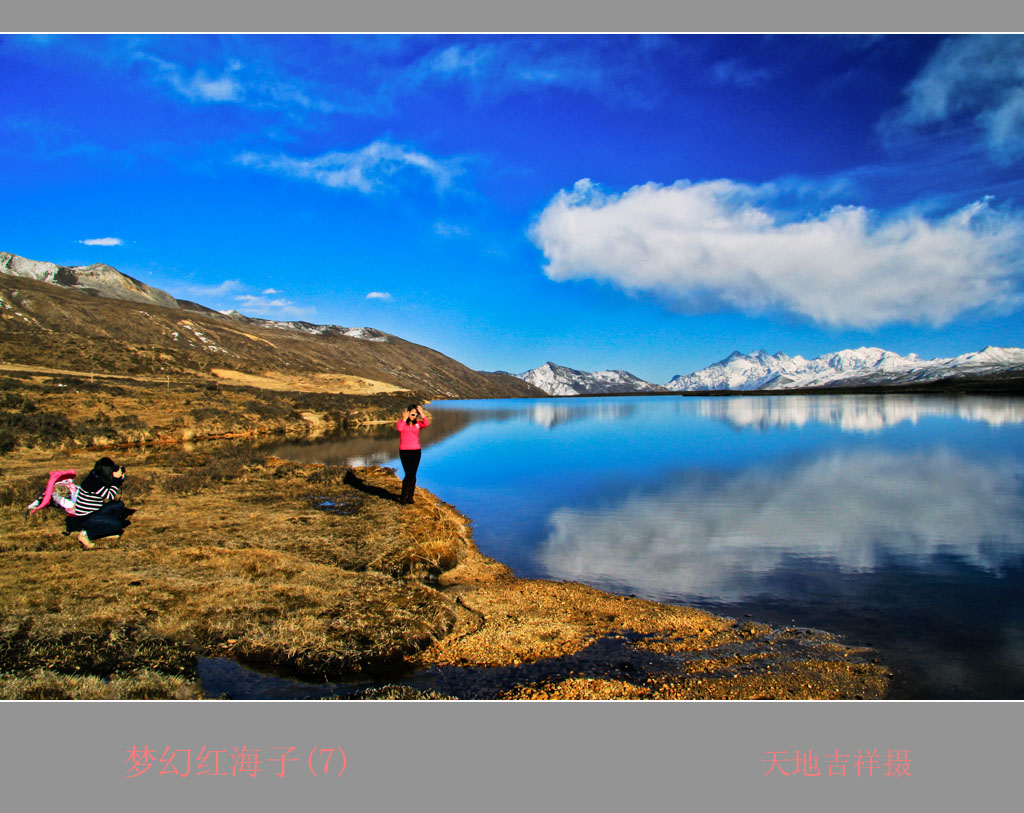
[70,482,120,516]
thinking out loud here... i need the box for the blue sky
[2,33,1023,383]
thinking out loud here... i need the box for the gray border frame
[3,0,1022,34]
[1,699,1015,809]
[2,1,1021,809]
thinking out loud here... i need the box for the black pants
[65,500,131,538]
[399,449,421,502]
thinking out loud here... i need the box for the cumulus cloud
[78,237,123,246]
[262,288,282,294]
[236,140,461,195]
[886,35,1024,164]
[366,291,392,300]
[529,178,1024,328]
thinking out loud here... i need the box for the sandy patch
[210,368,406,395]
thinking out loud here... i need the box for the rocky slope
[0,251,543,399]
[2,251,187,310]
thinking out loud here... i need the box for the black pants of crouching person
[399,449,421,504]
[65,500,132,539]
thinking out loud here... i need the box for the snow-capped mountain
[666,347,1024,392]
[518,361,667,396]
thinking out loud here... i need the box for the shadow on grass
[343,468,401,503]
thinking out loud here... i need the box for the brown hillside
[0,274,542,399]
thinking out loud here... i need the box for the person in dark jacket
[66,457,132,549]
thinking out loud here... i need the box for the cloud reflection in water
[537,448,1024,603]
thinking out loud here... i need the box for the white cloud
[174,279,244,299]
[119,37,670,125]
[530,178,1024,328]
[236,294,292,308]
[166,279,314,318]
[78,237,123,246]
[424,44,493,80]
[404,38,666,108]
[136,52,244,103]
[888,35,1024,164]
[366,291,392,300]
[187,71,243,102]
[413,41,601,97]
[130,48,350,115]
[234,293,316,319]
[236,140,461,195]
[258,80,338,113]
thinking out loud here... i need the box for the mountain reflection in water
[698,393,1024,432]
[267,393,1024,698]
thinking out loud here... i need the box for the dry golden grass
[0,669,203,700]
[0,363,164,381]
[0,371,416,452]
[498,658,890,700]
[0,413,893,701]
[210,368,405,395]
[0,444,463,696]
[0,546,452,681]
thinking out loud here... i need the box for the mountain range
[4,250,1022,398]
[519,346,1024,395]
[664,346,1024,391]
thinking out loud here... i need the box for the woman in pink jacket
[396,404,431,504]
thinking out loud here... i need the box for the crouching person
[66,457,133,549]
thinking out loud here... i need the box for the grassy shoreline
[0,375,893,700]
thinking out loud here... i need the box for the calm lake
[268,393,1024,699]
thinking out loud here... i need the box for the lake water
[269,393,1024,699]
